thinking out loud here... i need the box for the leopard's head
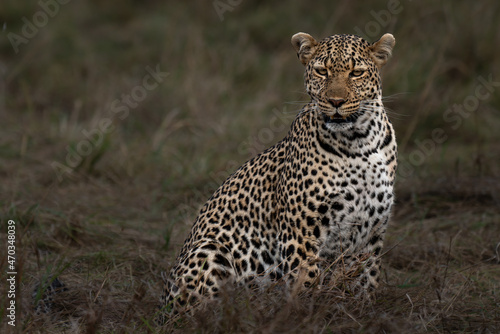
[292,32,395,131]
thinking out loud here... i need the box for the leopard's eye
[314,67,328,77]
[350,70,364,77]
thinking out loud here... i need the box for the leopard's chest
[295,151,394,258]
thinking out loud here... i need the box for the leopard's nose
[328,98,346,108]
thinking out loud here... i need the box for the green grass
[1,0,500,332]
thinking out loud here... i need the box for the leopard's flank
[160,32,397,318]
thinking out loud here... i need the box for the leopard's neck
[293,101,391,158]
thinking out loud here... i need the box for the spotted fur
[33,276,67,315]
[160,32,397,317]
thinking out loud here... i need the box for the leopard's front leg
[278,234,323,289]
[339,221,388,296]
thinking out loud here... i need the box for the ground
[0,0,499,333]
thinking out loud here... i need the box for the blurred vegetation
[0,0,499,332]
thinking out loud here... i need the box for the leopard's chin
[321,112,360,128]
[322,113,352,124]
[320,111,360,131]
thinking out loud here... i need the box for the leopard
[159,31,397,318]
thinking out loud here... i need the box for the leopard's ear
[370,33,395,68]
[291,32,318,66]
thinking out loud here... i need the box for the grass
[1,0,500,332]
